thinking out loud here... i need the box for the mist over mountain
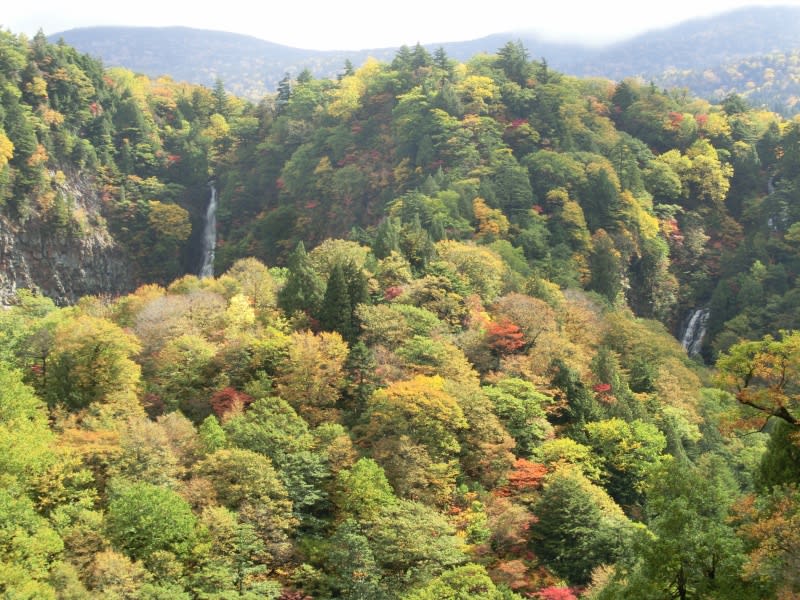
[53,6,800,111]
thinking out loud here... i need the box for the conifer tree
[588,229,622,304]
[320,262,353,340]
[343,260,370,324]
[373,217,402,259]
[276,72,292,113]
[277,242,324,317]
[212,78,228,117]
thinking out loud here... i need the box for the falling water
[767,176,781,231]
[199,183,217,278]
[680,308,710,356]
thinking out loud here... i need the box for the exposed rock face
[0,172,132,305]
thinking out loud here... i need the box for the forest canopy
[1,30,800,599]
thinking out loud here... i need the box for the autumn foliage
[3,26,800,600]
[210,387,254,418]
[486,318,526,355]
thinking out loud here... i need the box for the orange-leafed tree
[504,459,548,496]
[486,318,526,356]
[735,486,800,596]
[210,387,254,419]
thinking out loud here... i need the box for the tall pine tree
[320,262,353,340]
[277,242,324,317]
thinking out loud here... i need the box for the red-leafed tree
[210,387,254,419]
[500,458,548,500]
[486,318,526,355]
[536,587,579,600]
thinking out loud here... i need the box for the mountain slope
[569,5,800,79]
[52,6,800,111]
[50,26,398,99]
[4,29,800,600]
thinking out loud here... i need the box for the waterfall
[767,176,781,231]
[199,183,217,278]
[680,308,710,356]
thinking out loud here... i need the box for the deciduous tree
[105,480,197,562]
[717,330,800,428]
[277,330,348,426]
[46,315,141,411]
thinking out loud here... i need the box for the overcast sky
[3,0,799,50]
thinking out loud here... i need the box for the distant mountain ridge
[52,6,800,110]
[50,26,399,99]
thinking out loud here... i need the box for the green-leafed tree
[196,448,295,565]
[587,229,622,304]
[403,563,510,600]
[277,242,324,318]
[224,396,330,516]
[333,458,396,519]
[105,480,197,563]
[44,315,142,410]
[599,456,750,600]
[0,364,54,486]
[324,519,386,600]
[483,377,553,457]
[529,466,637,585]
[584,418,666,510]
[361,499,467,594]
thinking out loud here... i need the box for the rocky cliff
[0,172,132,306]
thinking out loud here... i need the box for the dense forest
[2,27,800,599]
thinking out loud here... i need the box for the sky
[3,0,800,50]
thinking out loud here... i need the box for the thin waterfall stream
[199,182,217,278]
[680,308,709,356]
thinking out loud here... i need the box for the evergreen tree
[588,229,622,304]
[757,419,800,490]
[549,359,604,430]
[339,59,355,80]
[342,341,379,423]
[530,467,634,585]
[411,43,432,69]
[373,217,402,259]
[343,260,370,320]
[296,68,313,84]
[581,168,623,232]
[497,40,530,86]
[318,259,369,343]
[212,78,228,117]
[320,262,353,340]
[400,213,436,273]
[276,72,292,113]
[325,520,385,600]
[277,242,324,317]
[432,47,454,79]
[611,80,639,115]
[601,456,748,599]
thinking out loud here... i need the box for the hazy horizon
[4,0,800,51]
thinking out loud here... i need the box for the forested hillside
[0,29,238,302]
[655,49,800,115]
[2,29,800,599]
[54,6,800,112]
[50,26,398,101]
